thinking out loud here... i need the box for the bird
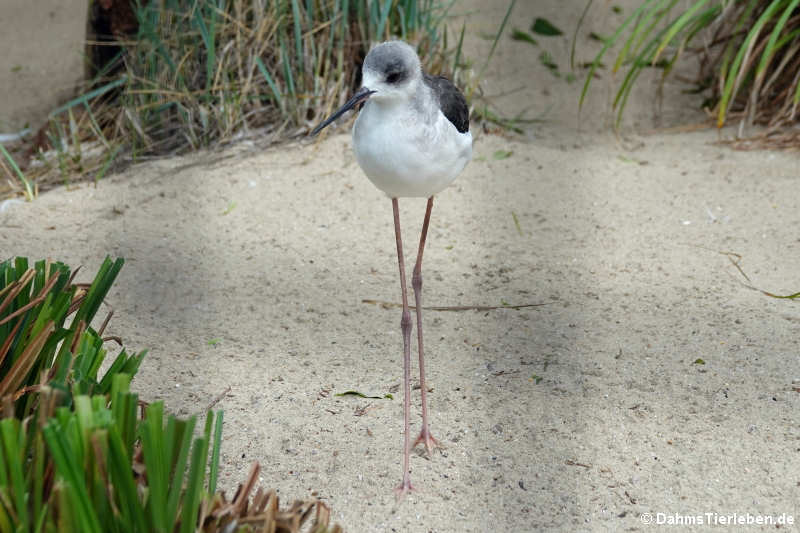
[311,40,472,498]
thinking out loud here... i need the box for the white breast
[352,99,472,198]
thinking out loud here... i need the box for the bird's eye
[386,72,402,84]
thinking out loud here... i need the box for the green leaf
[453,22,466,75]
[511,29,538,46]
[653,0,711,62]
[208,411,224,495]
[755,0,800,79]
[693,358,705,365]
[107,426,148,531]
[165,417,196,529]
[0,419,29,530]
[760,290,800,300]
[140,402,168,530]
[48,77,128,118]
[192,5,217,91]
[179,436,208,533]
[717,0,783,126]
[0,142,34,201]
[493,150,513,160]
[531,17,563,36]
[95,144,123,182]
[255,57,283,109]
[614,0,675,75]
[374,0,393,40]
[539,51,559,76]
[477,0,517,83]
[579,0,656,109]
[588,32,609,42]
[570,0,593,71]
[42,419,103,533]
[290,0,304,72]
[71,256,125,327]
[511,211,523,235]
[221,201,237,215]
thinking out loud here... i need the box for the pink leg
[411,197,442,456]
[391,198,415,499]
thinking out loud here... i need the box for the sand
[0,0,88,132]
[1,1,799,531]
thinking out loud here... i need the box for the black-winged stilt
[312,40,472,498]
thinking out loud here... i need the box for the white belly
[352,100,472,198]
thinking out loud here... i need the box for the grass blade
[653,0,711,61]
[0,142,34,201]
[571,0,593,69]
[192,5,216,91]
[49,77,128,118]
[580,0,656,109]
[755,0,800,79]
[179,436,208,533]
[717,0,785,126]
[255,57,283,110]
[42,419,103,533]
[477,0,517,82]
[165,417,196,528]
[0,419,29,531]
[291,0,304,73]
[207,410,223,495]
[375,0,394,40]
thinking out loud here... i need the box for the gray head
[310,41,421,135]
[361,41,422,101]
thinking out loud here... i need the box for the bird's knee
[400,310,412,333]
[412,270,422,292]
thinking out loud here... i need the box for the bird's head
[311,41,421,135]
[360,40,422,102]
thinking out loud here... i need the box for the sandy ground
[2,1,800,532]
[0,0,87,132]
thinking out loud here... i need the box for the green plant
[2,0,468,201]
[37,379,225,533]
[0,143,34,201]
[0,258,342,532]
[77,1,457,151]
[2,375,340,532]
[0,256,146,531]
[0,256,145,418]
[579,0,800,133]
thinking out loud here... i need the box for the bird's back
[422,73,469,134]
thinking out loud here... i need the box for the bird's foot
[394,474,415,501]
[413,426,443,457]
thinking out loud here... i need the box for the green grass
[579,0,800,134]
[0,257,343,532]
[83,0,458,151]
[1,0,521,201]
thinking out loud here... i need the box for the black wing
[423,73,469,134]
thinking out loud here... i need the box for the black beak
[311,87,376,136]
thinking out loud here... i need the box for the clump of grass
[0,256,143,416]
[0,0,463,201]
[579,0,800,141]
[0,256,343,532]
[118,0,459,148]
